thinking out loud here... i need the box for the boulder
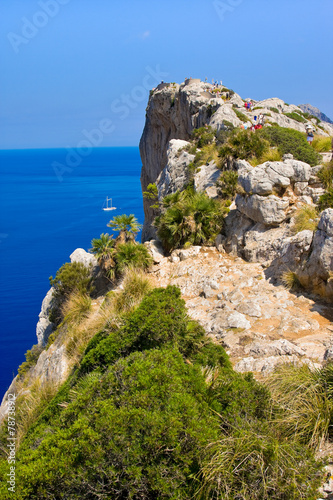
[70,248,98,269]
[236,193,290,226]
[144,239,165,264]
[194,161,220,198]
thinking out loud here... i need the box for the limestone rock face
[70,248,98,269]
[140,81,215,240]
[139,79,330,240]
[156,139,194,200]
[36,287,55,346]
[236,193,290,226]
[193,161,220,198]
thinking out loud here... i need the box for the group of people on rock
[244,100,252,111]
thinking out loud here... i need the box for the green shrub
[9,349,220,500]
[191,126,215,148]
[216,170,238,199]
[49,262,93,300]
[90,233,116,278]
[18,344,43,377]
[233,106,249,122]
[258,125,321,166]
[269,107,280,113]
[283,111,306,123]
[154,188,227,252]
[80,286,220,374]
[318,188,333,210]
[114,242,153,275]
[143,182,158,200]
[219,128,270,164]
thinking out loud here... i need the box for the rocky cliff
[140,78,333,240]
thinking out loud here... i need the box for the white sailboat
[102,197,116,211]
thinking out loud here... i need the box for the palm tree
[154,189,225,252]
[107,214,142,244]
[115,242,153,275]
[90,233,116,279]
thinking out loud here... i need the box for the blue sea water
[0,147,144,401]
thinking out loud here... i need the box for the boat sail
[102,197,116,211]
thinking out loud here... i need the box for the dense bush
[216,170,238,199]
[258,125,321,166]
[80,285,225,373]
[114,242,153,275]
[0,284,326,499]
[5,349,220,500]
[17,344,43,377]
[154,188,227,252]
[191,126,215,148]
[49,262,93,300]
[219,128,270,165]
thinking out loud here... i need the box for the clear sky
[1,0,332,149]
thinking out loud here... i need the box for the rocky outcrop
[156,139,194,200]
[267,209,333,299]
[36,287,55,346]
[149,246,333,376]
[139,79,331,241]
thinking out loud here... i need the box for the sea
[0,147,144,401]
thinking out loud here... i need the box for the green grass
[233,106,249,123]
[283,112,307,123]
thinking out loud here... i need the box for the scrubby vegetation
[219,128,270,165]
[312,135,332,152]
[0,284,328,499]
[258,124,321,166]
[317,160,333,210]
[154,187,228,252]
[283,111,307,123]
[291,205,318,234]
[49,261,93,301]
[233,106,249,123]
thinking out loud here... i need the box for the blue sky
[1,0,332,149]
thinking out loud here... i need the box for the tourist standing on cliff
[306,125,314,146]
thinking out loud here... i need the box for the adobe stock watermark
[52,65,168,182]
[213,0,244,21]
[6,394,17,494]
[7,0,71,54]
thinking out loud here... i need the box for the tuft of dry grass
[281,270,302,290]
[62,291,92,325]
[266,363,333,450]
[14,378,60,446]
[312,135,332,153]
[250,148,282,166]
[65,269,154,362]
[291,205,318,234]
